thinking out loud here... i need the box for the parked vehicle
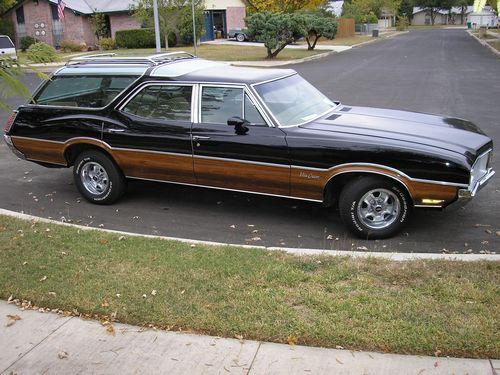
[3,53,495,239]
[227,28,248,42]
[0,35,17,61]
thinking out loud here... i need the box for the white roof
[47,0,138,14]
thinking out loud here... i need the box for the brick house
[3,0,247,48]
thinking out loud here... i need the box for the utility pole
[191,0,197,55]
[153,0,161,53]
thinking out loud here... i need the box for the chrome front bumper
[451,167,495,208]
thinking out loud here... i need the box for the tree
[246,12,306,59]
[89,12,109,42]
[0,0,16,14]
[245,0,326,13]
[398,0,415,20]
[302,13,337,50]
[0,60,30,112]
[132,0,204,49]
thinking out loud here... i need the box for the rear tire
[338,176,412,239]
[236,33,245,42]
[73,150,126,204]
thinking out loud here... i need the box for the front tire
[236,33,245,42]
[339,176,412,239]
[73,150,125,204]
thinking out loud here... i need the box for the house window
[16,6,25,24]
[16,6,26,38]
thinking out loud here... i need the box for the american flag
[57,0,65,20]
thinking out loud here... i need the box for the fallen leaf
[5,314,21,327]
[22,262,28,266]
[151,290,157,296]
[58,351,69,359]
[473,224,491,228]
[235,334,244,343]
[48,292,57,297]
[101,301,109,308]
[335,345,344,350]
[434,361,438,367]
[229,225,236,229]
[118,236,125,241]
[496,231,500,237]
[99,239,109,244]
[287,335,298,346]
[142,294,147,298]
[336,358,343,365]
[434,349,441,357]
[7,295,13,303]
[39,276,47,282]
[357,246,368,251]
[106,324,116,336]
[326,235,333,240]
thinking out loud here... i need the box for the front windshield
[254,74,336,126]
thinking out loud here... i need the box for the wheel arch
[323,170,414,207]
[63,139,116,167]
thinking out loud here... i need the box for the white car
[0,35,17,61]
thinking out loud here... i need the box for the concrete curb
[2,208,499,262]
[466,30,500,57]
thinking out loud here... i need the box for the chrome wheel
[80,161,109,195]
[357,188,400,230]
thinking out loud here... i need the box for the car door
[192,84,290,196]
[106,83,196,184]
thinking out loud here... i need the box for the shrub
[60,40,82,52]
[20,36,36,52]
[99,37,116,50]
[178,6,204,45]
[0,20,15,42]
[362,12,378,24]
[396,16,409,31]
[26,42,58,63]
[115,28,159,48]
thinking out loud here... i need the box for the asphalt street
[1,29,499,253]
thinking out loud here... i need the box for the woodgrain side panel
[115,150,196,184]
[194,158,291,196]
[11,137,66,165]
[291,165,459,206]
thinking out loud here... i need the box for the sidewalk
[1,301,497,375]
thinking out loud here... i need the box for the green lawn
[1,215,498,358]
[19,44,324,64]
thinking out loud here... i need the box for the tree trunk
[311,35,320,50]
[269,43,288,59]
[430,9,435,25]
[164,34,169,50]
[306,36,313,50]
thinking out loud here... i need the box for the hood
[301,105,491,159]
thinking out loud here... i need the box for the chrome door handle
[108,128,125,133]
[192,136,211,141]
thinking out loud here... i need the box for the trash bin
[372,29,379,37]
[467,21,472,29]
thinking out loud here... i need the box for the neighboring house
[3,0,140,48]
[2,0,247,48]
[412,6,475,25]
[201,0,246,42]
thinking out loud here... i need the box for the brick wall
[63,12,96,47]
[9,0,55,47]
[109,14,141,38]
[226,7,246,30]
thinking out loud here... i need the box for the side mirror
[227,116,249,135]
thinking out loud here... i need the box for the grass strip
[0,215,498,358]
[18,44,324,64]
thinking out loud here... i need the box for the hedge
[115,28,176,49]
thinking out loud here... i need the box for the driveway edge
[1,208,499,262]
[466,30,500,56]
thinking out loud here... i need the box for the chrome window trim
[250,73,339,128]
[197,83,273,127]
[117,82,196,122]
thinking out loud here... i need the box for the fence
[337,18,355,38]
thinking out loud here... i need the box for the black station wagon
[3,52,495,239]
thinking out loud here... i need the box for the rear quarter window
[33,75,137,108]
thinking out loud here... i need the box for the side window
[201,87,243,124]
[34,76,136,107]
[122,85,192,121]
[244,94,266,125]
